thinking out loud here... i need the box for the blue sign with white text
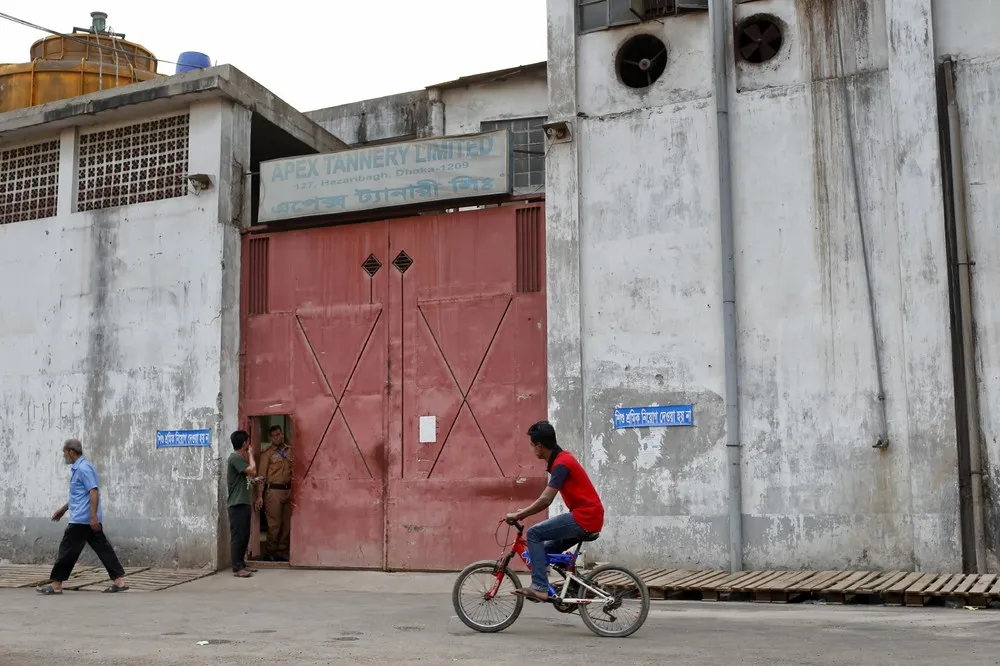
[613,405,694,429]
[156,429,211,448]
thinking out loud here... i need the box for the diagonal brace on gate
[419,298,512,478]
[297,311,382,481]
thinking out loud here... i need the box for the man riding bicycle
[505,420,605,602]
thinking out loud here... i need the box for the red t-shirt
[548,449,604,533]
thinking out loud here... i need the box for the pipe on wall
[711,0,743,573]
[940,58,987,572]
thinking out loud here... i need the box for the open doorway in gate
[246,414,293,566]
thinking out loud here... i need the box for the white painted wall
[439,70,549,135]
[547,0,963,571]
[0,99,244,568]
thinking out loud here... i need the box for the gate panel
[244,222,389,569]
[386,205,548,571]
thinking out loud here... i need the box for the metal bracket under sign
[613,405,694,429]
[156,429,212,448]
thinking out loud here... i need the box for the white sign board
[258,130,511,223]
[419,416,437,444]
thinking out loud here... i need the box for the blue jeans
[526,513,586,592]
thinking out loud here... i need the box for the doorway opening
[247,414,293,567]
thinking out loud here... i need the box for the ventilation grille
[76,113,190,212]
[516,207,543,293]
[362,254,382,277]
[248,237,270,315]
[393,250,413,274]
[0,139,60,225]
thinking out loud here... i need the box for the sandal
[36,585,62,595]
[102,584,129,593]
[233,569,253,578]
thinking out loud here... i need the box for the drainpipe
[943,59,986,572]
[711,0,743,572]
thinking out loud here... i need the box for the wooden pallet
[0,565,96,589]
[61,567,150,590]
[76,568,214,592]
[621,568,1000,607]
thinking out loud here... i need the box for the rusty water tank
[0,11,162,114]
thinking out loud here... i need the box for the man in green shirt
[227,430,257,578]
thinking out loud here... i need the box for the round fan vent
[616,34,668,89]
[736,16,784,64]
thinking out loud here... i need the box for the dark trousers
[228,504,251,572]
[50,523,126,582]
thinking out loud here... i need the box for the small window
[579,0,706,34]
[481,118,546,193]
[580,0,609,32]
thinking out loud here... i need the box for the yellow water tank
[0,12,162,114]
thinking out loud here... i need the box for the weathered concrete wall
[547,0,961,571]
[0,100,244,569]
[734,0,957,571]
[933,0,1000,571]
[305,91,432,146]
[440,69,549,135]
[306,70,548,146]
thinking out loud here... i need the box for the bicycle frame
[485,521,614,606]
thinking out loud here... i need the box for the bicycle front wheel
[452,560,524,633]
[577,564,650,638]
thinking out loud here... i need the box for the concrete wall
[0,99,245,569]
[305,91,432,146]
[305,70,549,144]
[934,0,1000,571]
[439,68,549,135]
[546,0,962,571]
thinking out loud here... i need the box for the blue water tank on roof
[176,51,211,74]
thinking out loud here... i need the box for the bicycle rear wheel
[577,564,650,638]
[452,560,524,633]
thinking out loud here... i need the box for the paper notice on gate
[419,416,436,443]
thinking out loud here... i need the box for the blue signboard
[156,429,211,448]
[613,405,694,429]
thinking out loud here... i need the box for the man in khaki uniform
[255,425,292,562]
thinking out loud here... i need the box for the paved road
[2,570,999,665]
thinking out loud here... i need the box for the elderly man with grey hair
[36,439,129,595]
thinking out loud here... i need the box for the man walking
[36,439,129,595]
[227,429,257,578]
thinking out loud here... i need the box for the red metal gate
[240,203,547,570]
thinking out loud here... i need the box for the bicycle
[452,519,650,637]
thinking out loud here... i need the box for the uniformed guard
[255,425,292,562]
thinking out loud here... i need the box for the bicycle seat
[580,531,600,542]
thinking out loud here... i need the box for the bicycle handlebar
[503,517,525,533]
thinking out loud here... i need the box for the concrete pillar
[544,0,585,496]
[56,127,76,216]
